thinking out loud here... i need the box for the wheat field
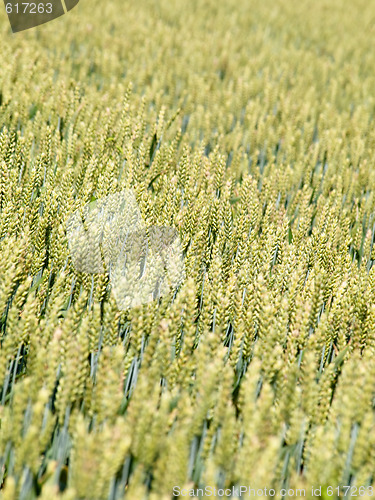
[1,0,375,498]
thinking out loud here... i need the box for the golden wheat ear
[4,0,79,33]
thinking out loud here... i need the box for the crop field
[1,0,375,498]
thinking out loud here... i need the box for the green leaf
[288,227,293,243]
[334,344,350,368]
[149,132,158,164]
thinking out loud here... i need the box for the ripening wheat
[1,0,375,498]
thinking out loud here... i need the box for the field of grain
[1,0,375,498]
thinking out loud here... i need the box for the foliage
[1,0,375,498]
